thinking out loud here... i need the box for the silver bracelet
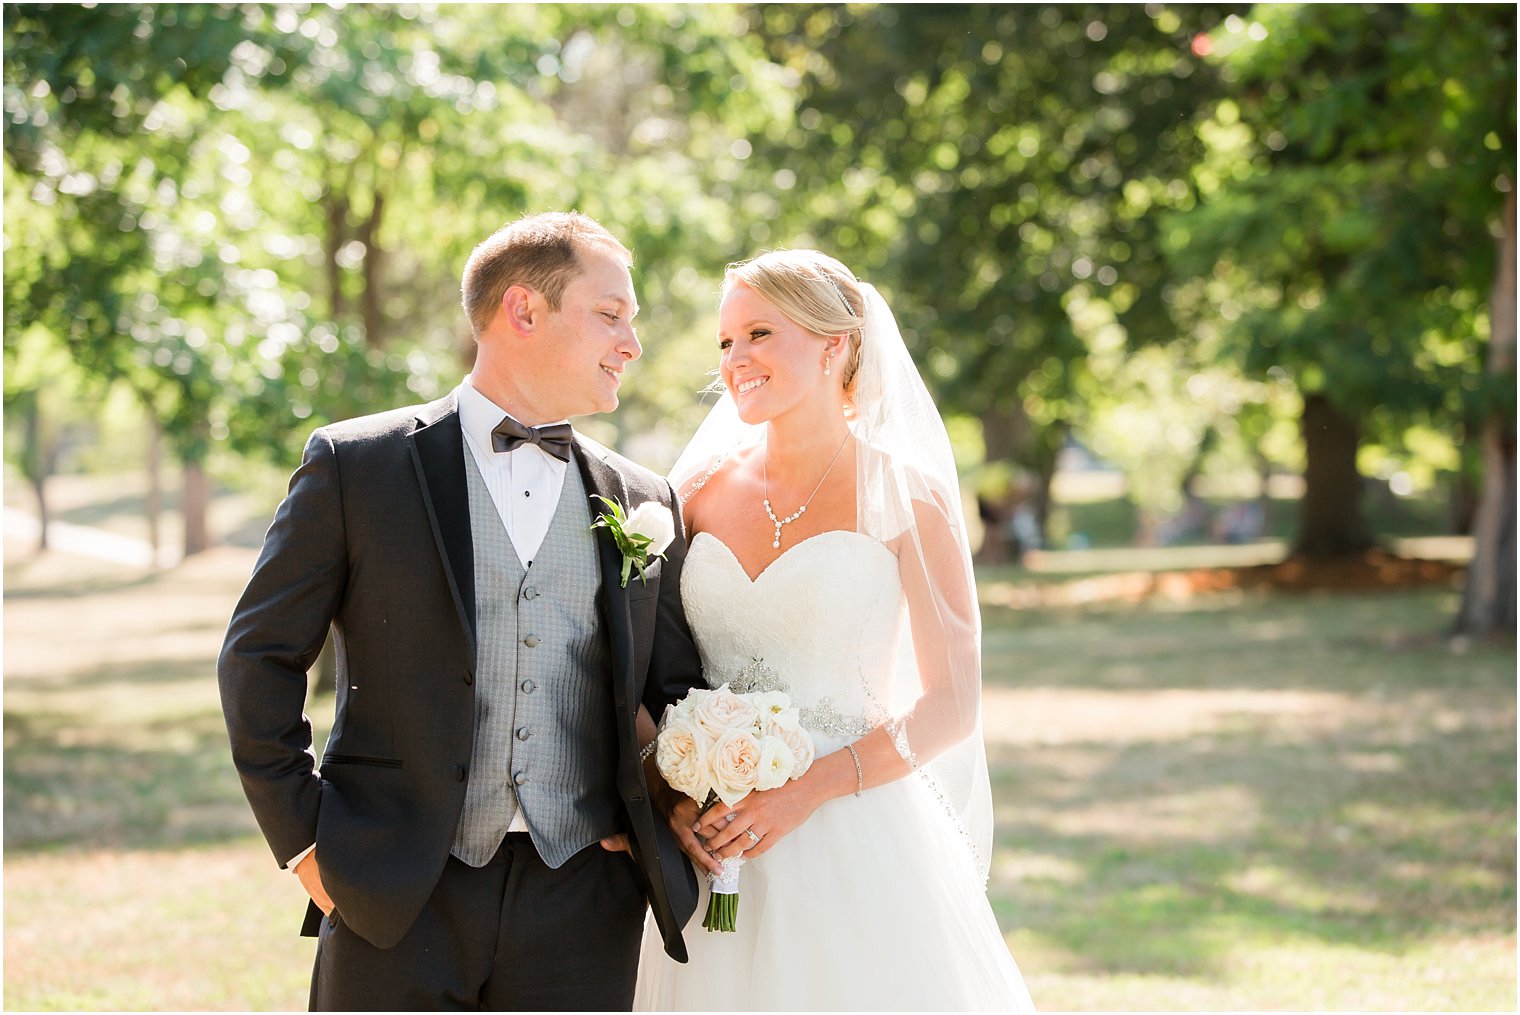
[639,739,658,763]
[844,743,863,797]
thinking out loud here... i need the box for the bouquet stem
[703,855,744,933]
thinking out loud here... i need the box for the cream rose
[693,686,761,742]
[711,729,762,806]
[771,721,815,776]
[755,735,796,791]
[655,717,709,801]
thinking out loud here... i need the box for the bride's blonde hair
[723,250,867,396]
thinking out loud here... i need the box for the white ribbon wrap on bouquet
[709,855,744,895]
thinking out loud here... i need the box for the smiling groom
[219,212,703,1010]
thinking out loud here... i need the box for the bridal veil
[669,272,996,882]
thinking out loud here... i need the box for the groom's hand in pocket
[295,852,336,916]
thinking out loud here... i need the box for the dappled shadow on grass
[2,564,158,601]
[11,645,235,693]
[50,491,170,531]
[221,512,277,550]
[981,588,1509,694]
[3,708,261,852]
[980,548,1468,611]
[984,590,1515,980]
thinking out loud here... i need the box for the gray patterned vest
[451,449,620,868]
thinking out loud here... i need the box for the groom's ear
[500,284,541,339]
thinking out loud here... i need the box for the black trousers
[310,834,647,1011]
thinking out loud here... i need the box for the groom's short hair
[462,212,632,337]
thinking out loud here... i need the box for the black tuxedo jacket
[218,392,702,958]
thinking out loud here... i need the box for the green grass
[981,584,1515,1010]
[3,533,1513,1010]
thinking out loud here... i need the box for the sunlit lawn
[981,578,1515,1010]
[4,532,1514,1010]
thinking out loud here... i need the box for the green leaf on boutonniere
[590,494,667,588]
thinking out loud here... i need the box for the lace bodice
[681,530,905,738]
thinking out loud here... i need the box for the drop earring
[823,351,833,376]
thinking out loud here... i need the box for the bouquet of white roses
[655,682,816,932]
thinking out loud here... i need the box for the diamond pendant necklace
[762,432,851,549]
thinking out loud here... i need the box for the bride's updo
[724,250,867,397]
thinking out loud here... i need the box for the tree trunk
[1448,461,1480,535]
[1293,392,1373,557]
[357,190,385,347]
[324,186,349,321]
[146,415,163,565]
[1457,189,1517,637]
[982,402,1064,549]
[21,396,50,553]
[1030,426,1062,542]
[182,457,211,557]
[981,403,1025,465]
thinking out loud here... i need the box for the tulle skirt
[634,741,1035,1012]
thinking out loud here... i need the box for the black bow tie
[491,416,574,462]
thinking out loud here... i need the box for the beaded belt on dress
[724,657,875,738]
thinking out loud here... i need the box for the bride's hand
[695,780,822,861]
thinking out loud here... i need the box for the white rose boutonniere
[590,495,676,587]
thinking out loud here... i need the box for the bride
[633,250,1034,1011]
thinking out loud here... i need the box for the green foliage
[742,4,1252,509]
[5,3,786,470]
[4,2,1512,550]
[1170,4,1516,449]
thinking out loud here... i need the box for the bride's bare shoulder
[675,444,761,530]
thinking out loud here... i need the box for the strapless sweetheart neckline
[689,528,893,585]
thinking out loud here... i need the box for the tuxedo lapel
[573,435,637,696]
[408,395,476,659]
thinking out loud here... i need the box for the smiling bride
[632,250,1035,1011]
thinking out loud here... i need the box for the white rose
[745,691,794,728]
[772,722,815,778]
[667,688,708,725]
[760,703,803,734]
[711,730,762,806]
[755,736,796,791]
[693,686,761,742]
[623,501,676,557]
[655,717,709,802]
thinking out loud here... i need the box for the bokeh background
[4,3,1515,1010]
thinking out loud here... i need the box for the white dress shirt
[455,379,570,568]
[289,381,570,870]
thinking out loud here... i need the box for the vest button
[520,679,536,694]
[516,727,531,741]
[513,771,528,786]
[523,586,539,600]
[523,635,540,648]
[463,671,474,686]
[454,765,467,782]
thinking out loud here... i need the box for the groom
[218,212,703,1009]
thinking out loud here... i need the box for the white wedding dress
[634,529,1034,1012]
